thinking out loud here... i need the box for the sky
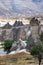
[0,0,43,18]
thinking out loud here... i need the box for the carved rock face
[10,39,27,52]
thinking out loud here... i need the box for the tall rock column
[30,17,40,42]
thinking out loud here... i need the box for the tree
[40,32,43,42]
[30,42,43,65]
[3,39,16,54]
[26,35,34,50]
[4,40,13,54]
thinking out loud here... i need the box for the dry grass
[0,52,43,65]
